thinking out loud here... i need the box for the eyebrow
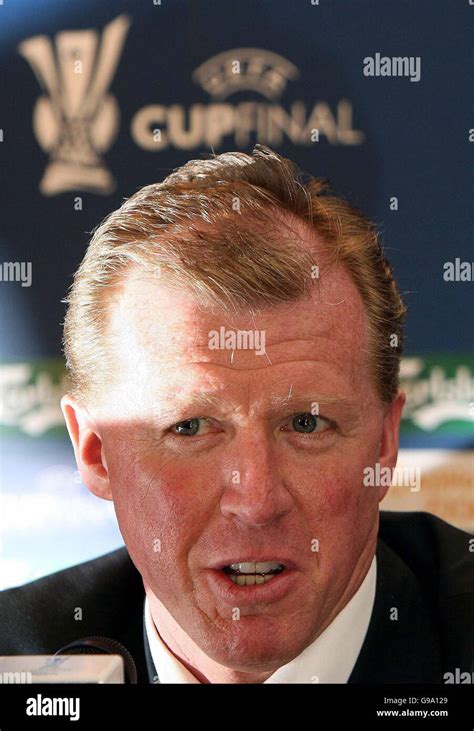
[270,391,351,409]
[152,389,353,421]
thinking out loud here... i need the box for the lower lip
[205,568,299,605]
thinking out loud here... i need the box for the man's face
[66,260,403,673]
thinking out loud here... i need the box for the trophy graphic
[18,15,130,195]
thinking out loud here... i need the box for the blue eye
[174,418,200,436]
[292,413,319,433]
[171,414,332,439]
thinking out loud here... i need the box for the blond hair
[63,144,406,403]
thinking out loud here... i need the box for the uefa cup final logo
[18,15,130,196]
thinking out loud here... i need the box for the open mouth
[222,561,285,586]
[207,558,298,604]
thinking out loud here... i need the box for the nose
[219,430,293,527]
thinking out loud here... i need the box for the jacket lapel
[349,538,441,683]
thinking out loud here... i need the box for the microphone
[0,637,137,684]
[55,636,137,684]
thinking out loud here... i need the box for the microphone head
[55,636,137,684]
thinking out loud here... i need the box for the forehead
[104,259,371,410]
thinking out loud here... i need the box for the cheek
[288,441,381,590]
[108,448,214,585]
[293,437,381,535]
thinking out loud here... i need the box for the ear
[61,393,112,501]
[378,389,406,503]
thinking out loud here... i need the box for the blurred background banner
[0,0,472,589]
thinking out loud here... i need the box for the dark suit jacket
[1,512,472,683]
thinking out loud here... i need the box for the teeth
[231,573,277,586]
[228,561,283,574]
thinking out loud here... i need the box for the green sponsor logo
[0,359,69,437]
[400,356,474,434]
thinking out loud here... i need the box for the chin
[202,619,305,672]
